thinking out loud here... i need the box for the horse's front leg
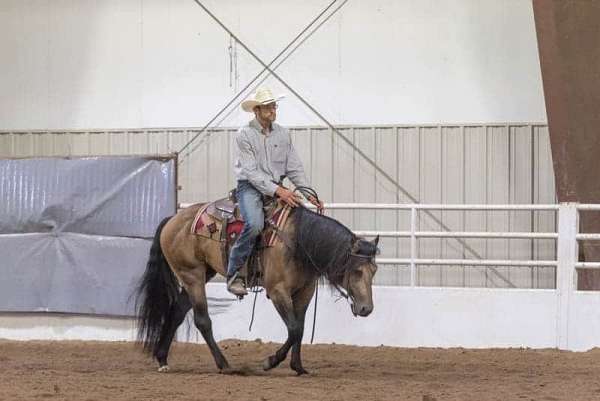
[263,285,301,371]
[289,281,316,375]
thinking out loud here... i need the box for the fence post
[556,202,578,350]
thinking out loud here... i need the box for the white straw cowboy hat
[241,88,285,112]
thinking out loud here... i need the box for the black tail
[135,216,179,354]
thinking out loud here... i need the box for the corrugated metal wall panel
[0,124,556,288]
[419,127,443,286]
[510,125,535,288]
[330,127,356,274]
[396,127,421,285]
[463,126,490,287]
[487,126,511,287]
[355,127,377,247]
[376,127,403,285]
[441,126,465,287]
[0,134,11,157]
[533,125,556,289]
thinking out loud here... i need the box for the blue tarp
[0,156,176,316]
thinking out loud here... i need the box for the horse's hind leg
[154,289,191,372]
[181,266,230,371]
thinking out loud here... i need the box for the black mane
[291,206,362,285]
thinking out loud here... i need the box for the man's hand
[308,196,325,213]
[275,187,303,207]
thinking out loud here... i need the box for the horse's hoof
[291,363,309,376]
[157,365,170,373]
[262,356,276,371]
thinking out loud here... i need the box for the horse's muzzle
[351,303,373,317]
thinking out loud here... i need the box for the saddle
[191,191,292,285]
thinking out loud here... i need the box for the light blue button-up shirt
[233,119,309,196]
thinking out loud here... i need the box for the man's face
[254,102,277,125]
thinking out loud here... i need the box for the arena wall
[2,283,600,352]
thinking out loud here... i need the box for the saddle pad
[264,205,292,247]
[191,201,291,247]
[191,203,224,241]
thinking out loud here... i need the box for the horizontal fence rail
[376,258,558,267]
[308,203,560,210]
[353,231,558,239]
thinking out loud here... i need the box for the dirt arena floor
[2,340,600,401]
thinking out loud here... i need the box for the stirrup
[227,272,248,297]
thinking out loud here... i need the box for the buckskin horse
[135,199,379,375]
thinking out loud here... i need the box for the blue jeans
[227,181,265,277]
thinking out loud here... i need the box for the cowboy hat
[241,88,285,112]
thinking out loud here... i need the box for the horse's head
[342,235,379,317]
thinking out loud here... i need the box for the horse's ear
[372,235,380,247]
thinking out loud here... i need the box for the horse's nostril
[359,305,373,316]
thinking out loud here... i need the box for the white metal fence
[179,201,580,289]
[312,202,598,292]
[318,203,558,288]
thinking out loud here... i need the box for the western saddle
[191,190,291,285]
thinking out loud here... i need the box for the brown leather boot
[227,273,247,297]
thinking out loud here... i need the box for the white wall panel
[0,0,545,130]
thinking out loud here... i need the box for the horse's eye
[351,269,363,279]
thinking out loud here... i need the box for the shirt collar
[250,118,272,135]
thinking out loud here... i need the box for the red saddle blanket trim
[226,220,245,239]
[191,204,210,234]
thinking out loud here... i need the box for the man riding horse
[135,88,378,375]
[227,88,324,296]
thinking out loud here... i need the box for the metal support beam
[533,1,600,290]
